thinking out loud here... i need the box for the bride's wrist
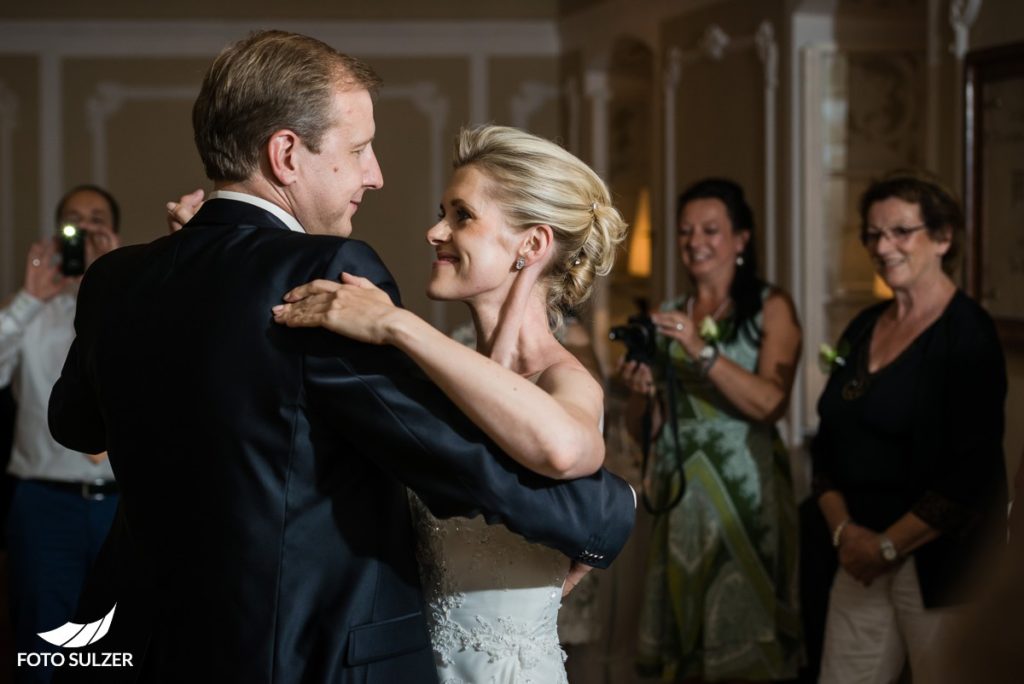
[381,308,420,348]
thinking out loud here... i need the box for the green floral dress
[636,293,802,681]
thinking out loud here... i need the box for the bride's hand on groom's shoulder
[165,188,205,234]
[272,273,403,346]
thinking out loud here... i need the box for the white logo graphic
[36,604,116,648]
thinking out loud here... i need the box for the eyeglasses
[861,224,928,246]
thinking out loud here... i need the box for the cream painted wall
[359,55,471,331]
[0,20,560,332]
[0,0,559,21]
[61,57,209,248]
[970,0,1024,52]
[0,1,1018,466]
[665,4,764,232]
[0,56,40,299]
[660,0,785,296]
[490,57,561,139]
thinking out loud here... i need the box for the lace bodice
[410,495,570,684]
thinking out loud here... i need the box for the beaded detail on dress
[410,494,570,684]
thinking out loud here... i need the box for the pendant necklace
[686,295,731,322]
[841,346,870,401]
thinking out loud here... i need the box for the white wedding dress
[410,495,570,684]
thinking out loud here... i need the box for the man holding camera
[0,185,120,682]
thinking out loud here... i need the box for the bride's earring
[514,256,526,271]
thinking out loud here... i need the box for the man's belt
[36,479,118,501]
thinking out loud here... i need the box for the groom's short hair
[193,30,382,182]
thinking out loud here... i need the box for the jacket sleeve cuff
[2,290,44,331]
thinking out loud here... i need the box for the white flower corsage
[818,341,849,374]
[699,316,721,343]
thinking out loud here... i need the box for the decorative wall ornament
[510,81,561,130]
[379,81,449,213]
[0,18,558,308]
[81,76,451,326]
[755,21,779,293]
[563,77,582,155]
[0,81,17,297]
[949,0,982,60]
[835,0,925,6]
[699,25,731,61]
[755,21,779,89]
[469,54,489,125]
[664,46,684,88]
[662,48,683,296]
[584,69,612,178]
[39,54,61,239]
[86,82,197,187]
[662,19,779,300]
[84,80,452,210]
[584,68,613,373]
[377,82,450,329]
[845,53,923,166]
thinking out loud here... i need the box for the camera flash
[62,225,77,238]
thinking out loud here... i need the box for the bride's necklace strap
[686,294,732,321]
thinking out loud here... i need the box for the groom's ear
[519,224,554,267]
[266,129,301,185]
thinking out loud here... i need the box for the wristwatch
[697,344,719,376]
[879,535,899,562]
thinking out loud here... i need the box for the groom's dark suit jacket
[47,199,635,683]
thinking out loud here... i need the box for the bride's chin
[425,283,456,302]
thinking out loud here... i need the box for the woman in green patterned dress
[618,178,803,682]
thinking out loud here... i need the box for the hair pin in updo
[590,201,598,212]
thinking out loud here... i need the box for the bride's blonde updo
[453,124,628,329]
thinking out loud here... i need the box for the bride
[271,124,628,682]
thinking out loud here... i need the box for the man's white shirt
[207,190,306,233]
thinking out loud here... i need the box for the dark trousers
[6,480,118,683]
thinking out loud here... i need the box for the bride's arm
[392,314,605,480]
[273,275,605,480]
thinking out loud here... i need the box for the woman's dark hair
[55,184,121,234]
[676,177,764,343]
[858,170,963,275]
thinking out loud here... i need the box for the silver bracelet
[697,343,719,377]
[831,517,851,548]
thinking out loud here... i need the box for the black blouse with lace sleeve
[810,290,1007,607]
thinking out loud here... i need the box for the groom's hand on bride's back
[562,561,594,597]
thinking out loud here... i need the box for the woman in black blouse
[812,172,1007,683]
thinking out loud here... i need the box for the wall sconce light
[627,187,652,278]
[872,274,893,299]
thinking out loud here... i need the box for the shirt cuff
[2,290,45,330]
[630,484,637,509]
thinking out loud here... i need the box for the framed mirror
[964,41,1024,345]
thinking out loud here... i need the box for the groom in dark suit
[45,30,634,684]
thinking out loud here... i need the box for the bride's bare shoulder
[536,350,603,400]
